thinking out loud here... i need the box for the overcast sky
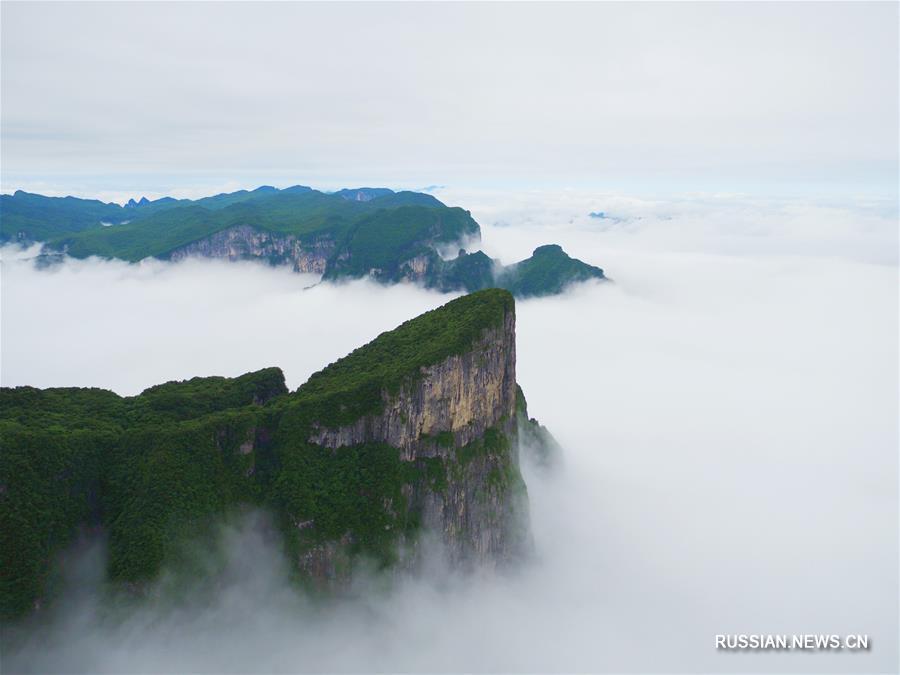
[1,1,897,202]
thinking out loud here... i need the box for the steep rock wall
[165,225,334,273]
[309,310,517,461]
[303,307,527,571]
[407,437,529,569]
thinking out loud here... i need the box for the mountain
[0,186,445,253]
[496,244,606,297]
[0,289,558,618]
[0,191,130,242]
[420,245,607,298]
[321,205,480,282]
[0,185,607,296]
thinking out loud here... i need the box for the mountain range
[0,186,607,297]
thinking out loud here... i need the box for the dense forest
[0,289,555,619]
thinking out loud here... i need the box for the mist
[1,191,897,672]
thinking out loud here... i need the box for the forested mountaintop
[1,185,607,297]
[0,290,558,619]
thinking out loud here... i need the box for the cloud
[1,3,897,195]
[0,251,458,396]
[434,187,899,266]
[0,191,897,672]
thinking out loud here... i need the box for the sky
[1,1,898,201]
[1,191,897,672]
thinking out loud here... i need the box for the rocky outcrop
[306,302,527,570]
[406,435,529,569]
[399,253,434,282]
[309,309,517,461]
[165,225,334,273]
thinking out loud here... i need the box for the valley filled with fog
[1,190,897,673]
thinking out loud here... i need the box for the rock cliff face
[405,429,529,570]
[165,225,334,273]
[309,310,516,460]
[299,296,527,573]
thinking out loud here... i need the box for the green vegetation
[0,370,288,617]
[273,440,416,567]
[279,289,513,430]
[128,367,287,423]
[0,384,131,615]
[429,249,496,292]
[53,192,366,261]
[0,191,129,243]
[0,419,116,616]
[58,205,231,261]
[3,187,456,263]
[496,244,606,297]
[2,185,607,298]
[421,245,605,296]
[420,457,449,492]
[0,185,313,245]
[457,427,509,468]
[323,206,479,282]
[0,289,523,618]
[105,413,256,583]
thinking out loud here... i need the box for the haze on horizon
[1,2,897,202]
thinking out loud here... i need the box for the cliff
[0,289,543,618]
[165,225,335,273]
[308,308,516,459]
[291,291,525,571]
[272,289,528,575]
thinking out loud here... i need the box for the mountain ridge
[0,289,557,618]
[1,185,607,297]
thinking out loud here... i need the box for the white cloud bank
[0,191,897,673]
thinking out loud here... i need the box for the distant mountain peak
[532,243,564,255]
[125,196,150,208]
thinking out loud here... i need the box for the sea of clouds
[1,190,897,673]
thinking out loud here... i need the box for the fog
[1,191,897,672]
